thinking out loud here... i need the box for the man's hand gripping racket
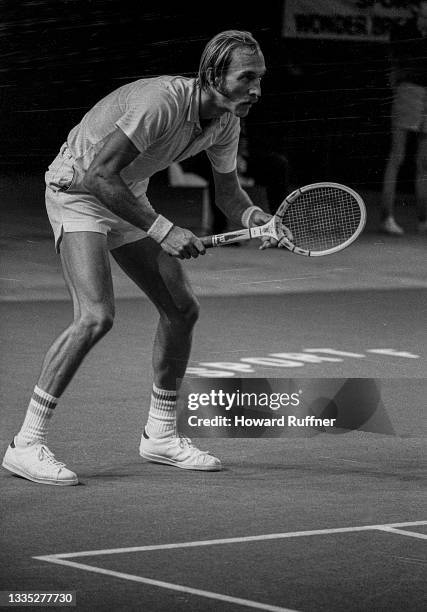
[201,182,367,256]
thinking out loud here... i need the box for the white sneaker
[139,430,222,471]
[2,440,78,486]
[379,217,404,236]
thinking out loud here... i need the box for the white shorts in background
[45,144,149,252]
[392,82,427,133]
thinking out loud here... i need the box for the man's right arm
[83,128,205,259]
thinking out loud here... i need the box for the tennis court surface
[1,175,426,611]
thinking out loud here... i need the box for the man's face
[215,47,266,117]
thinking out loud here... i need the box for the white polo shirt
[66,76,240,192]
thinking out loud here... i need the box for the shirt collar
[187,79,228,130]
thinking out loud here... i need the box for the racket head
[274,182,367,256]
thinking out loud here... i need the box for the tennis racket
[201,182,366,256]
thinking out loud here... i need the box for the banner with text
[283,0,412,41]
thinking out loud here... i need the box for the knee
[388,148,405,169]
[167,298,200,330]
[78,307,114,341]
[416,152,427,176]
[186,299,200,327]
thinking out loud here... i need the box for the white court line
[237,276,324,285]
[32,558,297,612]
[393,556,427,566]
[319,456,376,466]
[209,268,254,273]
[34,521,427,612]
[376,526,427,540]
[236,269,354,286]
[34,520,427,559]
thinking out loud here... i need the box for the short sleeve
[115,85,174,153]
[206,115,240,173]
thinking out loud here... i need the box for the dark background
[0,0,416,193]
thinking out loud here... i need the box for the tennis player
[380,1,427,235]
[2,30,273,485]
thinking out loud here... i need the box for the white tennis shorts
[45,144,149,252]
[392,82,427,133]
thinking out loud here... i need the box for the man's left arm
[212,168,275,248]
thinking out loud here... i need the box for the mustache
[242,98,259,105]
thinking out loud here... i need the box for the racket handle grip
[201,235,216,248]
[201,229,252,248]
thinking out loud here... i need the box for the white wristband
[241,206,263,228]
[147,214,174,243]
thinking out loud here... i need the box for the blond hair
[198,30,261,91]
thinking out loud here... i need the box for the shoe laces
[178,435,193,448]
[38,445,66,469]
[178,435,209,456]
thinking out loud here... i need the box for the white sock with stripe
[145,383,177,438]
[15,385,57,447]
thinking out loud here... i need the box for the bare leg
[381,126,408,220]
[3,231,115,484]
[37,232,115,397]
[111,238,199,390]
[112,238,221,471]
[415,132,427,224]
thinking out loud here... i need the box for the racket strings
[282,187,362,252]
